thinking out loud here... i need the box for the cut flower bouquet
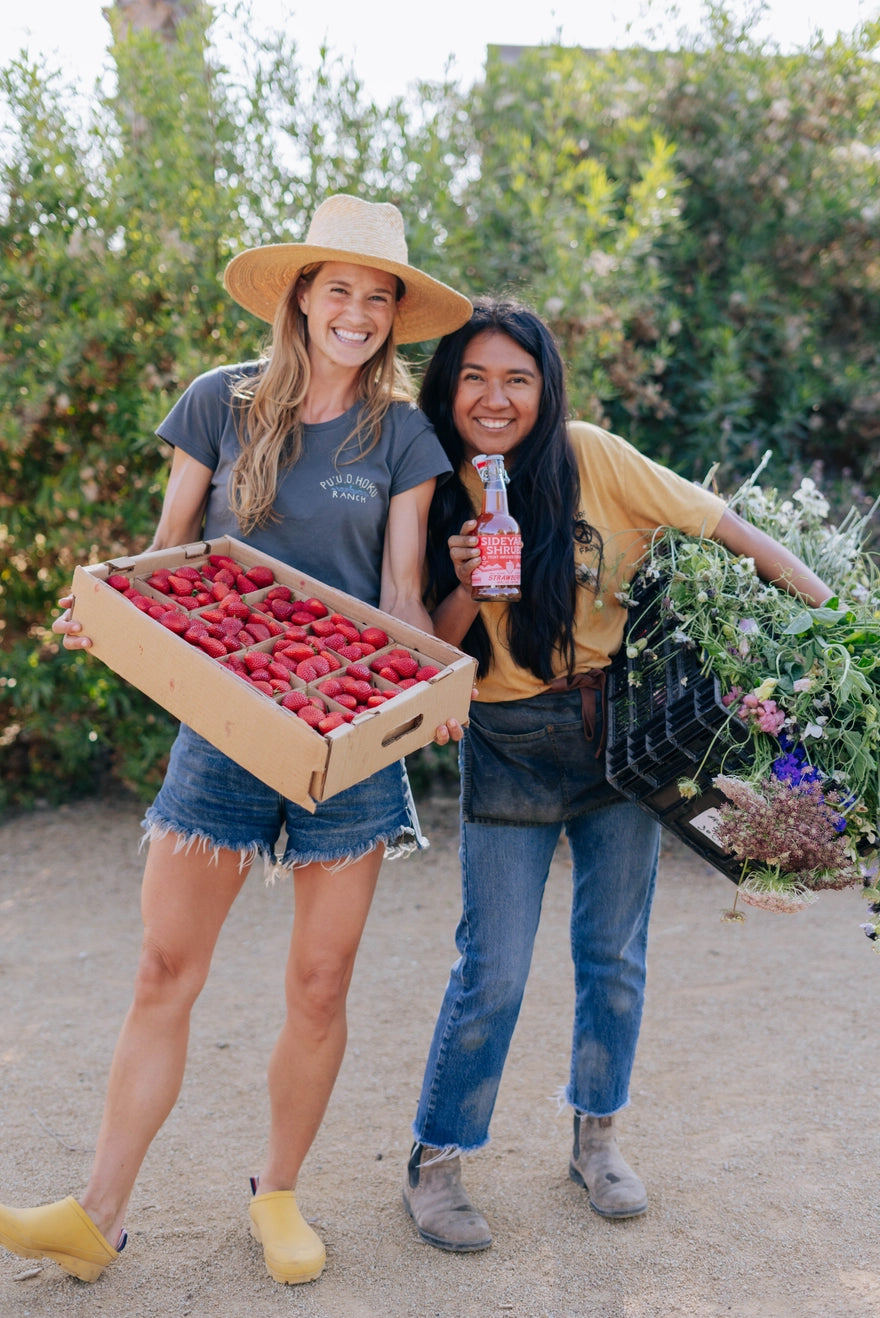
[620,454,880,942]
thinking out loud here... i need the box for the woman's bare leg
[257,847,383,1193]
[79,833,250,1244]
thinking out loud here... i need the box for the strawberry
[168,573,197,596]
[208,554,242,572]
[244,652,270,672]
[279,642,318,663]
[337,644,365,661]
[272,652,298,672]
[297,705,325,727]
[246,623,271,642]
[159,610,188,633]
[335,694,358,710]
[318,712,347,733]
[416,665,440,681]
[359,627,388,648]
[183,622,209,642]
[317,678,343,698]
[309,655,331,677]
[376,665,401,683]
[302,597,329,618]
[214,568,237,586]
[236,573,259,594]
[211,580,235,602]
[249,679,275,696]
[267,661,291,681]
[295,660,319,682]
[269,678,291,693]
[397,678,419,689]
[197,636,228,658]
[269,600,297,621]
[175,565,202,582]
[147,604,166,619]
[393,655,419,679]
[281,690,310,712]
[107,572,131,592]
[323,632,349,652]
[334,622,361,642]
[266,585,292,602]
[290,610,318,627]
[225,599,251,619]
[366,693,389,707]
[283,625,310,643]
[317,650,342,671]
[310,617,337,637]
[346,663,373,682]
[223,637,244,653]
[246,565,275,589]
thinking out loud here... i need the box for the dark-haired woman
[403,298,831,1252]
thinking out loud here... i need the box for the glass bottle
[470,453,522,602]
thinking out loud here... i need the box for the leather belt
[547,669,607,758]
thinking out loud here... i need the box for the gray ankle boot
[569,1113,648,1218]
[403,1143,492,1252]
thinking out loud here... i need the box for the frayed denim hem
[551,1083,630,1120]
[276,824,425,878]
[410,1133,490,1159]
[140,817,272,876]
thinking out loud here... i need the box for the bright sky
[1,0,878,103]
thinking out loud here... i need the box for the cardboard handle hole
[381,713,423,747]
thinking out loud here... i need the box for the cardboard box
[70,536,476,812]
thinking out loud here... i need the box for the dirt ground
[1,788,879,1318]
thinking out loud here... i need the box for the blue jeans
[412,689,660,1152]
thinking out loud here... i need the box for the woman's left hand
[433,717,464,746]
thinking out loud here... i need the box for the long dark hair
[420,296,602,681]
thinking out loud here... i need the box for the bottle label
[472,533,522,587]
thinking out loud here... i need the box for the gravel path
[1,792,879,1317]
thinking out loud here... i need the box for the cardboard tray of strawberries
[70,536,477,811]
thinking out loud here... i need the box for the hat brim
[223,243,472,345]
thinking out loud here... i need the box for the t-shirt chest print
[319,471,381,504]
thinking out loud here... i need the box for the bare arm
[379,479,436,632]
[147,447,213,551]
[430,519,482,646]
[712,508,833,607]
[380,480,472,744]
[53,449,213,649]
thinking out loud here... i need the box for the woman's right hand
[449,519,480,590]
[52,595,92,649]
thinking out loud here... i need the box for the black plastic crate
[605,577,753,884]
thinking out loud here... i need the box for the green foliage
[2,2,879,812]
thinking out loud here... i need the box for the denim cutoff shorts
[142,723,426,874]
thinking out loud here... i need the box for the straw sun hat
[223,194,472,345]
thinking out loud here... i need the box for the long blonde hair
[228,265,415,533]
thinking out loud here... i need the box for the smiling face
[452,330,543,463]
[297,261,398,374]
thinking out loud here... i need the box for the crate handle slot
[381,714,424,747]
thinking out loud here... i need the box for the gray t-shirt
[156,362,451,606]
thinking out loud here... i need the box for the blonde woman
[0,195,471,1286]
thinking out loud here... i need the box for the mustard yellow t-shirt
[464,420,726,702]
